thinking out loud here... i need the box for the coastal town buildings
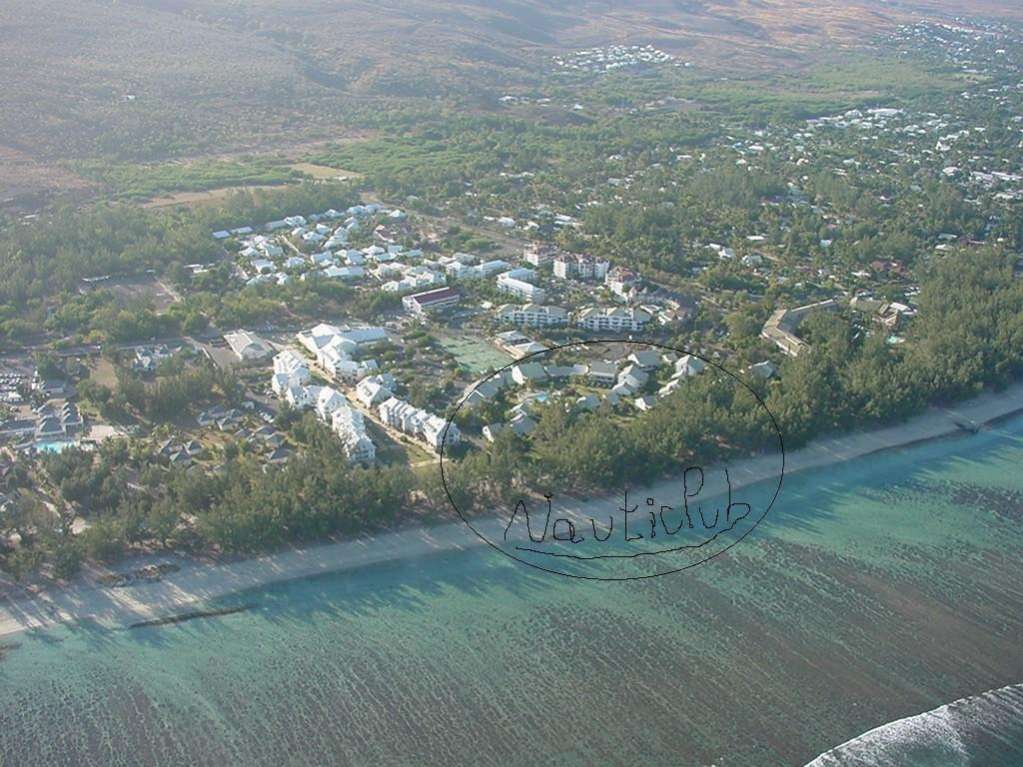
[403,287,462,316]
[575,306,651,332]
[378,397,461,451]
[760,299,840,356]
[224,330,273,362]
[495,304,568,327]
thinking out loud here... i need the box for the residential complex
[378,398,461,452]
[496,304,568,327]
[403,287,462,316]
[575,306,651,332]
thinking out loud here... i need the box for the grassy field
[74,158,310,201]
[310,138,492,179]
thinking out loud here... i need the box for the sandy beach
[3,381,1023,639]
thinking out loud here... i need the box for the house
[403,287,462,316]
[356,378,392,407]
[674,355,706,379]
[462,380,500,411]
[284,384,313,410]
[511,362,548,386]
[610,381,635,399]
[266,445,293,464]
[168,451,192,468]
[224,330,273,362]
[587,361,619,387]
[658,379,682,398]
[503,267,537,283]
[297,323,345,356]
[496,304,568,328]
[314,387,348,421]
[545,364,586,380]
[748,360,778,380]
[627,349,661,370]
[484,413,537,442]
[634,395,657,412]
[33,376,69,398]
[493,331,548,359]
[251,258,275,275]
[339,327,388,349]
[133,344,172,374]
[643,288,698,320]
[273,349,310,387]
[618,364,649,391]
[420,415,460,452]
[574,394,600,412]
[320,265,360,281]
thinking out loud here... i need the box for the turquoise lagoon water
[2,417,1023,765]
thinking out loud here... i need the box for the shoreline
[2,382,1023,639]
[804,681,1023,765]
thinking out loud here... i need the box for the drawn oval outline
[439,339,786,581]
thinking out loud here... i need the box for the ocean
[1,415,1023,766]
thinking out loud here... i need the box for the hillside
[0,0,1019,202]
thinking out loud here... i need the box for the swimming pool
[35,440,77,454]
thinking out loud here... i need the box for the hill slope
[0,0,1019,200]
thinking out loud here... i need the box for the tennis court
[438,335,513,374]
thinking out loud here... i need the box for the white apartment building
[497,274,546,302]
[331,407,376,464]
[271,349,310,396]
[378,397,461,451]
[523,243,557,266]
[575,306,651,332]
[495,303,568,327]
[553,254,610,281]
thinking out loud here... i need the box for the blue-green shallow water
[3,417,1023,766]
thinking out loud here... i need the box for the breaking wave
[806,683,1023,766]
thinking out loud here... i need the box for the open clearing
[141,184,295,209]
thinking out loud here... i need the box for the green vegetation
[75,158,309,201]
[2,20,1022,583]
[0,181,357,341]
[449,249,1023,503]
[2,426,415,576]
